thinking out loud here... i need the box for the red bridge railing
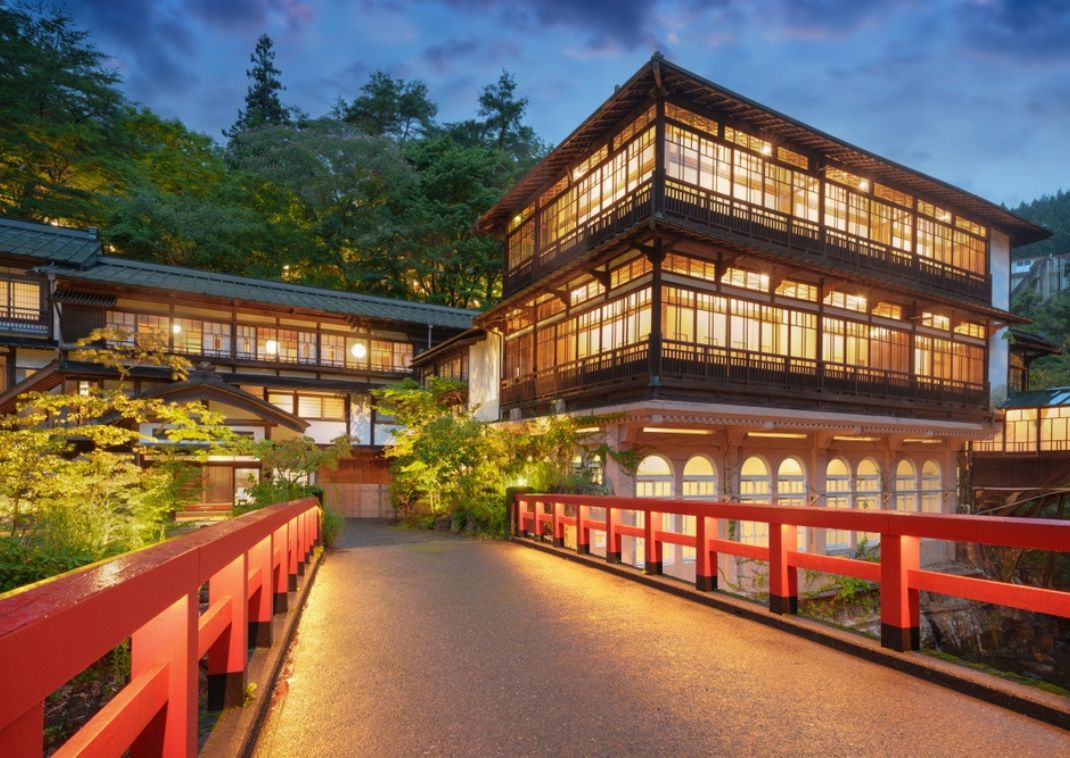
[513,494,1070,652]
[0,497,320,757]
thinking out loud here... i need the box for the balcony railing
[662,180,990,302]
[504,181,654,295]
[502,337,987,411]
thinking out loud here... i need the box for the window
[297,393,346,421]
[1040,407,1070,452]
[855,459,881,546]
[237,325,256,359]
[322,333,345,367]
[268,392,294,413]
[172,318,202,354]
[824,458,852,551]
[664,253,716,282]
[738,456,771,546]
[722,267,769,292]
[682,456,717,498]
[0,277,42,322]
[777,457,807,550]
[106,311,137,344]
[203,321,230,357]
[610,254,652,287]
[895,460,917,512]
[775,280,818,302]
[636,455,673,498]
[823,290,867,313]
[298,331,317,364]
[920,460,941,513]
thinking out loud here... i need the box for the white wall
[304,419,347,444]
[989,229,1011,408]
[350,393,372,445]
[468,331,501,422]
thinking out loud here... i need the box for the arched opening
[920,459,942,513]
[895,459,917,512]
[682,455,718,498]
[738,456,770,546]
[855,458,882,548]
[636,455,673,497]
[777,457,808,550]
[825,458,851,551]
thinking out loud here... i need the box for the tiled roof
[0,217,101,266]
[478,55,1050,248]
[37,257,478,330]
[1002,388,1070,409]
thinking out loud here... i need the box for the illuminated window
[777,457,808,551]
[636,455,673,497]
[953,321,985,339]
[136,314,169,348]
[920,460,941,513]
[321,333,345,367]
[825,458,851,550]
[268,392,293,413]
[1040,407,1070,452]
[664,253,716,282]
[920,312,951,330]
[203,321,230,357]
[918,200,952,223]
[0,277,42,321]
[873,183,912,208]
[823,290,868,312]
[570,279,604,307]
[775,280,818,302]
[172,318,202,354]
[738,456,771,547]
[298,331,317,364]
[895,460,917,512]
[855,459,881,546]
[825,167,869,191]
[724,125,772,157]
[683,455,717,498]
[236,325,256,359]
[722,267,769,292]
[106,311,137,344]
[297,393,346,421]
[872,302,903,320]
[777,146,808,169]
[665,103,718,135]
[610,254,652,287]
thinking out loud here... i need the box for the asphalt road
[253,521,1070,757]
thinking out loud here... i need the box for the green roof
[37,257,477,330]
[1002,387,1070,409]
[0,217,101,266]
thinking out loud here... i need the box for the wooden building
[459,55,1050,569]
[0,217,476,514]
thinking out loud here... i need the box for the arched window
[920,460,941,513]
[636,455,673,497]
[683,455,718,498]
[777,457,808,550]
[855,459,882,548]
[738,456,770,546]
[825,458,851,551]
[895,459,917,512]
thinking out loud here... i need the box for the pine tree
[225,34,290,139]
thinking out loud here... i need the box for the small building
[0,217,476,515]
[1011,253,1070,303]
[439,55,1050,573]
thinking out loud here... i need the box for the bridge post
[248,535,274,647]
[208,553,249,710]
[695,515,717,591]
[576,504,590,554]
[643,510,662,575]
[880,533,921,651]
[273,525,289,613]
[606,506,621,563]
[297,511,307,577]
[287,517,299,592]
[552,501,564,547]
[130,592,198,758]
[768,522,798,614]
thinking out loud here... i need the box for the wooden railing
[501,337,987,410]
[0,498,320,757]
[513,494,1070,652]
[662,179,990,302]
[503,181,654,295]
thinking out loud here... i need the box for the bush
[0,539,96,594]
[320,504,344,547]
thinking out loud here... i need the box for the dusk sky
[64,0,1070,207]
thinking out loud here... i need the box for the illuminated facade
[0,217,475,512]
[469,56,1049,568]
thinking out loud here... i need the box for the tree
[0,328,239,591]
[225,33,291,139]
[342,71,437,142]
[476,71,547,170]
[0,4,130,224]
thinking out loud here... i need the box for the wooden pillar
[207,554,248,710]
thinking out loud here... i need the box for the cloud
[183,0,314,33]
[766,0,910,41]
[64,0,200,96]
[438,0,654,48]
[956,0,1070,65]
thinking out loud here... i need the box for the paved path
[254,521,1070,757]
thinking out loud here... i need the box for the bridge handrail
[513,494,1070,652]
[0,497,320,757]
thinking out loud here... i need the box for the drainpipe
[427,324,433,349]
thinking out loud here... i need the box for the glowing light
[643,427,713,435]
[747,432,807,439]
[172,323,182,334]
[265,340,278,354]
[859,179,870,191]
[760,143,773,156]
[575,426,600,434]
[832,435,880,442]
[351,342,367,359]
[903,438,942,444]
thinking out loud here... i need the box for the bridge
[1,497,1069,755]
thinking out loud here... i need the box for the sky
[62,0,1070,208]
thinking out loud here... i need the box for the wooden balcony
[501,337,987,414]
[662,180,990,302]
[503,181,654,296]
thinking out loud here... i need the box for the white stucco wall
[304,419,347,444]
[350,394,372,445]
[468,331,502,422]
[988,229,1011,408]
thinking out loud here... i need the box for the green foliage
[1011,189,1070,260]
[320,504,345,548]
[237,435,351,514]
[225,34,292,140]
[1011,286,1070,388]
[341,70,437,142]
[0,330,240,592]
[374,381,627,535]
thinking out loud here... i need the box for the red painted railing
[513,494,1070,652]
[0,497,320,757]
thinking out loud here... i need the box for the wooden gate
[324,483,393,518]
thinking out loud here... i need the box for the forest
[0,5,547,310]
[1,4,1068,342]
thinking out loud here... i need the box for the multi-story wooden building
[0,217,476,513]
[464,55,1050,568]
